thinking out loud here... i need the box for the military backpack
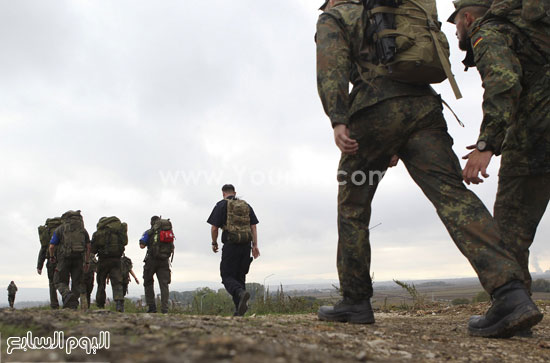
[487,0,550,61]
[150,218,175,260]
[92,216,128,258]
[224,199,253,244]
[38,217,63,247]
[58,210,87,257]
[356,0,462,98]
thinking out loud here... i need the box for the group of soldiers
[36,211,168,313]
[316,0,549,338]
[33,184,260,317]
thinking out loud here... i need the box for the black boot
[115,300,125,313]
[468,280,543,338]
[147,304,157,313]
[318,299,375,324]
[236,290,250,316]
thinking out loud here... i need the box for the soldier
[91,216,128,312]
[49,210,91,309]
[315,0,541,337]
[37,217,62,309]
[140,216,174,313]
[7,281,17,308]
[80,255,97,309]
[207,184,260,316]
[448,0,550,336]
[121,254,139,297]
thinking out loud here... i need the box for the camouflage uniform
[7,282,17,308]
[316,1,523,301]
[52,222,90,308]
[121,256,133,296]
[141,228,172,313]
[464,9,550,291]
[37,238,59,309]
[80,256,97,308]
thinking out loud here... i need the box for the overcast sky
[1,0,548,300]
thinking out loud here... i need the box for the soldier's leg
[238,245,253,291]
[399,108,523,293]
[86,273,94,308]
[220,244,242,308]
[47,261,59,308]
[95,260,109,307]
[54,257,72,303]
[108,258,124,302]
[336,97,415,302]
[156,259,171,313]
[70,255,83,296]
[494,174,550,292]
[143,259,157,310]
[8,294,14,308]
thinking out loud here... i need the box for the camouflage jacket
[316,0,434,127]
[469,15,550,175]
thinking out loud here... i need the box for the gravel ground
[1,302,549,362]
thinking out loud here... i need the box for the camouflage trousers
[96,257,124,306]
[46,260,59,308]
[494,173,550,292]
[80,271,94,309]
[54,254,84,306]
[337,95,523,301]
[8,294,15,308]
[143,257,171,312]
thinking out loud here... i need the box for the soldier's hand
[252,246,260,259]
[462,144,476,160]
[37,268,42,275]
[135,278,140,285]
[212,242,219,253]
[462,149,493,185]
[333,124,358,155]
[388,155,399,168]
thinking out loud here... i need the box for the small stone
[356,351,368,361]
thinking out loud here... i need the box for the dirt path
[1,303,550,362]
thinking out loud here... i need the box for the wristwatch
[476,140,492,152]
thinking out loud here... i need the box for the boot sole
[469,304,543,338]
[318,310,375,324]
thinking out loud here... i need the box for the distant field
[288,280,550,308]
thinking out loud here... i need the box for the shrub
[532,279,550,293]
[451,298,470,305]
[472,291,490,303]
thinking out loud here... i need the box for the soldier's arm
[316,13,352,128]
[251,224,260,259]
[472,24,522,155]
[37,245,47,272]
[130,270,139,284]
[211,225,219,253]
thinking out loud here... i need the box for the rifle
[363,0,401,64]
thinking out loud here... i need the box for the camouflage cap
[447,0,492,23]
